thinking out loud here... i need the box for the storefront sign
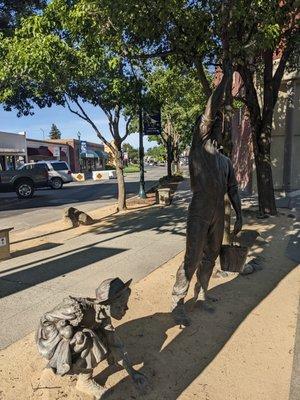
[81,141,87,153]
[53,147,60,157]
[143,109,162,135]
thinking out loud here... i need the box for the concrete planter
[92,170,117,180]
[157,188,171,205]
[72,173,86,182]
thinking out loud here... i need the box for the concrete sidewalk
[0,179,191,349]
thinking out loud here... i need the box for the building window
[5,155,16,170]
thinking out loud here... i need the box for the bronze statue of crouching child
[36,278,147,399]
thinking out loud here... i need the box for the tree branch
[195,58,212,99]
[121,116,133,142]
[64,96,112,150]
[237,65,262,129]
[272,43,293,107]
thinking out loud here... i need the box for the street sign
[143,110,161,135]
[80,141,87,153]
[53,146,60,157]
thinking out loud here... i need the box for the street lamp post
[138,104,146,198]
[77,131,81,172]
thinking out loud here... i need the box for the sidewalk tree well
[0,1,143,210]
[100,0,299,215]
[49,123,61,140]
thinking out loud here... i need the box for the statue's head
[211,111,224,144]
[95,277,132,320]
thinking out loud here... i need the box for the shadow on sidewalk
[11,242,62,258]
[0,246,127,298]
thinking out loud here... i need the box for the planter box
[0,227,13,261]
[92,170,117,180]
[72,173,86,182]
[157,188,171,206]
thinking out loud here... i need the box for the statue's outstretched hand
[132,371,150,394]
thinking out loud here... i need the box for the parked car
[20,161,72,189]
[0,163,49,199]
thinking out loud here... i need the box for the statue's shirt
[189,132,237,222]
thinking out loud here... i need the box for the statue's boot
[193,283,215,313]
[76,370,107,399]
[171,298,191,326]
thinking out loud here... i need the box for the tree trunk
[254,143,277,215]
[252,115,277,216]
[173,144,180,174]
[166,137,173,179]
[114,145,126,211]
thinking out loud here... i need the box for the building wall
[0,131,27,170]
[52,139,106,172]
[26,138,71,165]
[271,74,300,191]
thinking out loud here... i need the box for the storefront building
[52,139,108,172]
[0,131,27,171]
[26,138,71,165]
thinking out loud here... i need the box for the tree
[100,0,299,215]
[0,0,46,36]
[146,145,166,163]
[147,64,207,177]
[122,143,138,163]
[229,1,299,215]
[49,123,61,140]
[0,1,142,210]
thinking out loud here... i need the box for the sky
[0,103,153,150]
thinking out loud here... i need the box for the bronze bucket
[220,244,248,272]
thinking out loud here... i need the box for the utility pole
[138,103,146,198]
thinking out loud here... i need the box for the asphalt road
[0,166,166,230]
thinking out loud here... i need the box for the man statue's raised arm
[199,61,232,141]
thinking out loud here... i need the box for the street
[0,166,166,230]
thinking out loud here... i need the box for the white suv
[37,161,73,189]
[20,161,72,189]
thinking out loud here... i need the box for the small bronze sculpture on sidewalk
[171,61,243,326]
[36,278,148,399]
[63,206,94,227]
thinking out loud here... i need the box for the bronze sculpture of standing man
[171,61,243,325]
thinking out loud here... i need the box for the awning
[95,150,109,159]
[0,148,26,154]
[80,150,99,159]
[27,146,53,157]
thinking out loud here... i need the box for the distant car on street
[0,163,49,199]
[20,160,72,189]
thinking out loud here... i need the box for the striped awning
[80,150,99,159]
[95,150,109,159]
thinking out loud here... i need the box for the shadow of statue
[95,246,297,399]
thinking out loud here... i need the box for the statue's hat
[95,277,132,303]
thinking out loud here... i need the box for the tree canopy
[49,123,61,140]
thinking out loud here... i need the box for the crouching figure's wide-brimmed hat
[95,277,132,303]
